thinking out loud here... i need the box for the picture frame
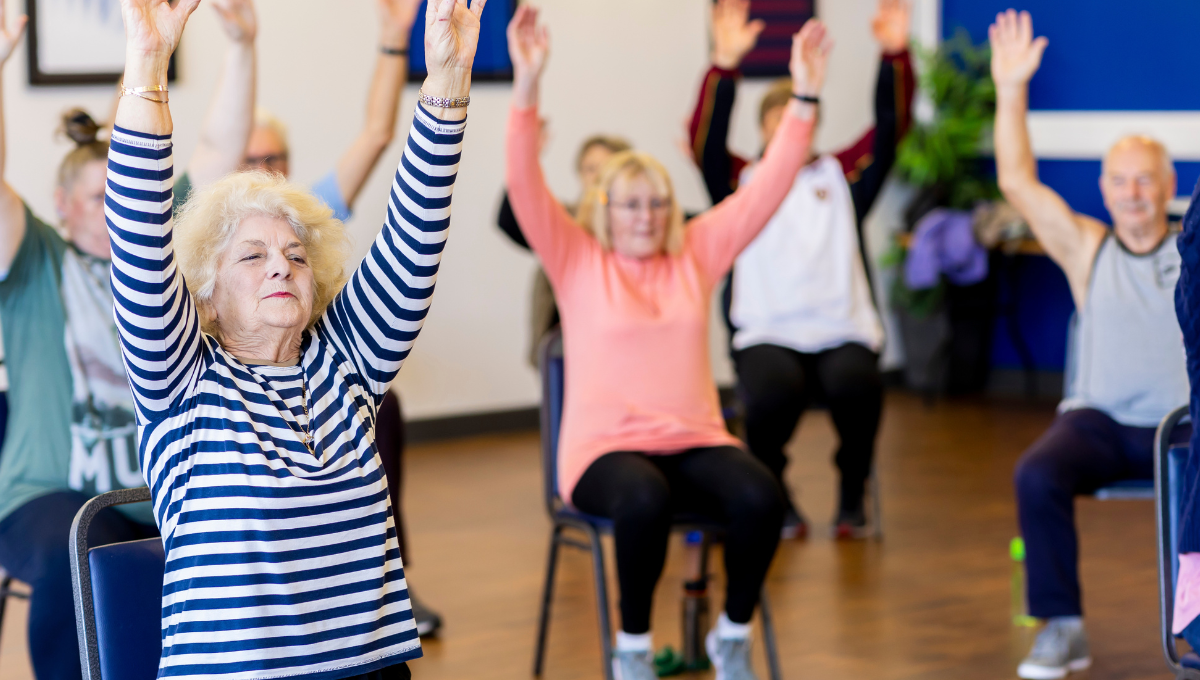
[407,0,515,83]
[26,0,176,86]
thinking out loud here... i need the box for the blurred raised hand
[0,0,27,65]
[379,0,422,49]
[507,5,549,83]
[424,0,486,94]
[789,18,833,97]
[711,0,763,70]
[871,0,910,54]
[119,0,202,59]
[989,9,1048,90]
[212,0,256,45]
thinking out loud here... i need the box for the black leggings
[734,342,883,513]
[571,446,785,634]
[0,491,158,680]
[377,390,410,562]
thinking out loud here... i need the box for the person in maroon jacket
[688,0,914,539]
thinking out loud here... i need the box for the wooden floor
[0,393,1174,679]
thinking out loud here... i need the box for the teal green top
[0,181,190,525]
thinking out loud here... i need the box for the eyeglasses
[606,197,671,215]
[244,153,289,171]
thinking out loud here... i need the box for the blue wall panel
[942,0,1200,111]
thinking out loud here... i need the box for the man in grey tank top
[991,10,1188,679]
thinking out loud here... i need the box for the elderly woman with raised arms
[505,7,829,680]
[105,0,483,678]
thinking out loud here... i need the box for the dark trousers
[0,490,158,680]
[1014,408,1156,618]
[571,446,785,634]
[343,662,411,680]
[377,390,410,561]
[734,342,883,513]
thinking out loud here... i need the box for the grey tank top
[1061,232,1188,427]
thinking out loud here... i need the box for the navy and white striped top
[105,104,464,680]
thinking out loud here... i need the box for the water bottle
[681,577,711,669]
[1010,537,1038,627]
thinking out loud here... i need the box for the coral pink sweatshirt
[506,104,814,502]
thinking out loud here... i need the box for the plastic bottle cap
[1010,536,1025,562]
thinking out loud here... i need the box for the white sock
[615,631,652,652]
[715,611,751,640]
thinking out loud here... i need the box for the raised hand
[378,0,422,49]
[424,0,486,88]
[789,19,833,97]
[0,0,27,66]
[871,0,910,54]
[119,0,202,59]
[507,5,549,83]
[711,0,763,70]
[211,0,256,45]
[989,9,1047,89]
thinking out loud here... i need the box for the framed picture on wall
[407,0,515,83]
[737,0,815,78]
[26,0,176,86]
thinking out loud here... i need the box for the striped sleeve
[106,126,204,423]
[322,104,465,398]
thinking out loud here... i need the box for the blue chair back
[538,329,566,514]
[70,487,164,680]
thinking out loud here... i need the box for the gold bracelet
[121,85,169,104]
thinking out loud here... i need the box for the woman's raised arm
[107,0,205,422]
[322,0,485,399]
[686,20,828,284]
[0,3,28,275]
[503,5,589,281]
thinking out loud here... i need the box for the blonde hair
[759,78,794,126]
[173,171,351,340]
[575,150,686,255]
[575,135,632,172]
[57,108,108,191]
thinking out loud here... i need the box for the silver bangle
[418,89,470,109]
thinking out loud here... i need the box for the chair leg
[870,473,884,540]
[587,526,615,680]
[533,525,564,677]
[759,588,782,680]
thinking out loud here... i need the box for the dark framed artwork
[407,0,515,83]
[26,0,176,86]
[736,0,815,78]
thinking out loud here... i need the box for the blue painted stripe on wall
[942,0,1200,111]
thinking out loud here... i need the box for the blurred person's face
[606,173,670,259]
[244,125,291,177]
[55,160,110,259]
[1100,140,1174,242]
[578,144,615,191]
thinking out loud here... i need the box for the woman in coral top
[505,7,829,680]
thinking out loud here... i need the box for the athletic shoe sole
[1016,656,1092,680]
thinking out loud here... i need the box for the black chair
[0,564,29,660]
[532,329,782,680]
[69,487,163,680]
[1155,405,1200,679]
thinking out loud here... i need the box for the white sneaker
[611,648,656,680]
[1017,617,1092,679]
[705,629,758,680]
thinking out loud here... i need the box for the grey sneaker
[410,594,442,638]
[1017,617,1092,679]
[705,630,758,680]
[611,648,656,680]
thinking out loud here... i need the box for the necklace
[300,378,314,454]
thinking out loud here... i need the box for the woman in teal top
[0,1,258,678]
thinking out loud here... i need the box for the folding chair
[532,329,783,680]
[69,487,164,680]
[1155,405,1200,679]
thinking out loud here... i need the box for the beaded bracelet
[417,89,471,109]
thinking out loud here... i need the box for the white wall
[3,0,900,419]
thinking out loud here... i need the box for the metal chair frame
[532,330,782,680]
[1155,405,1200,680]
[68,486,153,680]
